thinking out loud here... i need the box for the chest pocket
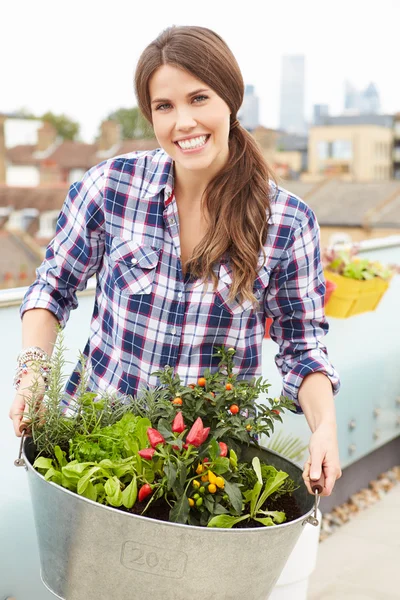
[215,261,271,315]
[110,237,161,296]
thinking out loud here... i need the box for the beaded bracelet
[14,363,51,391]
[14,346,52,391]
[17,346,51,366]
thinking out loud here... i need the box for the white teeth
[177,135,208,150]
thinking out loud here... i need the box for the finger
[323,467,342,496]
[302,458,313,495]
[310,451,325,481]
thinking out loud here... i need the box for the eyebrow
[151,88,210,105]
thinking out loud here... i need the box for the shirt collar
[141,149,175,204]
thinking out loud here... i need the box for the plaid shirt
[21,148,340,410]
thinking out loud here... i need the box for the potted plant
[15,337,319,600]
[322,247,396,318]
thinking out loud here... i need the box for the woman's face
[149,64,231,177]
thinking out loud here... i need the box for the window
[317,141,330,160]
[332,140,352,159]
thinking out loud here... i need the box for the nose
[175,107,197,131]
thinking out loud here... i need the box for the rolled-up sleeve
[20,164,106,328]
[265,206,340,411]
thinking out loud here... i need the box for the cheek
[152,116,171,144]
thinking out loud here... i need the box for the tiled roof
[0,229,43,289]
[6,145,39,166]
[0,184,69,212]
[5,138,159,169]
[282,180,400,227]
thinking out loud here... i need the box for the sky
[2,0,399,143]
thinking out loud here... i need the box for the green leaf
[44,467,62,485]
[77,466,102,495]
[208,438,220,462]
[207,514,249,528]
[62,462,95,479]
[169,494,190,524]
[213,457,230,474]
[33,457,54,471]
[135,418,152,448]
[80,480,98,502]
[105,477,123,507]
[252,456,263,484]
[229,449,238,469]
[223,480,243,514]
[213,503,228,515]
[113,462,134,479]
[254,516,275,527]
[250,481,263,517]
[258,510,286,524]
[163,461,178,491]
[54,446,67,468]
[255,471,288,514]
[121,476,138,509]
[157,418,173,441]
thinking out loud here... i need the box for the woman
[9,25,341,496]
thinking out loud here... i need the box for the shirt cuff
[20,286,69,329]
[281,355,340,414]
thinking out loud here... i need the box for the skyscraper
[279,55,306,134]
[238,84,260,130]
[344,81,381,114]
[313,104,329,126]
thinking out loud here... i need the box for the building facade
[279,55,306,134]
[238,85,260,131]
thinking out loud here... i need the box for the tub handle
[14,429,27,467]
[303,472,325,527]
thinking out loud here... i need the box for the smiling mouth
[174,134,210,151]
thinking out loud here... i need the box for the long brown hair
[135,26,275,309]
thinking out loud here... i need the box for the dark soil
[233,493,302,529]
[122,493,302,528]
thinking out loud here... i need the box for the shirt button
[131,257,138,265]
[178,292,183,298]
[169,217,176,225]
[170,328,177,335]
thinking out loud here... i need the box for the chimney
[37,121,58,152]
[0,115,6,184]
[97,120,122,152]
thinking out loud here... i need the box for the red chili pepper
[218,442,228,457]
[172,411,186,434]
[200,427,210,444]
[186,417,209,447]
[147,427,166,448]
[271,409,280,415]
[138,448,156,460]
[138,483,152,502]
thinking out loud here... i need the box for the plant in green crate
[24,334,303,528]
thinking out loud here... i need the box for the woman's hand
[9,371,46,437]
[302,422,342,496]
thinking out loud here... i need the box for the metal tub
[20,437,316,600]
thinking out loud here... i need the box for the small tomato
[229,404,239,415]
[198,377,207,387]
[225,383,233,390]
[172,397,183,405]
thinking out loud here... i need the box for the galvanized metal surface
[22,438,315,600]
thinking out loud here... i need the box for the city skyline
[1,0,399,143]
